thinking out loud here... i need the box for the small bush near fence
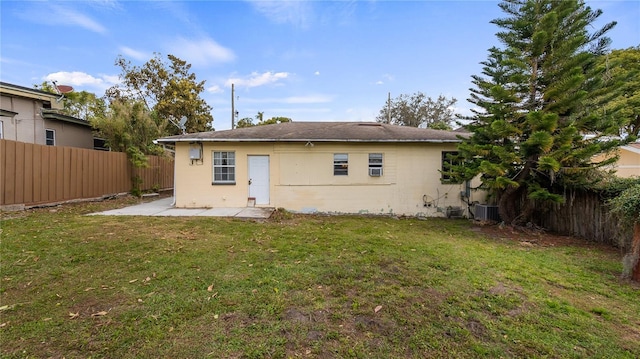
[1,139,173,207]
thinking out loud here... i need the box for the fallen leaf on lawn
[0,305,11,311]
[374,305,383,313]
[0,322,7,328]
[214,314,219,319]
[91,311,108,317]
[143,277,151,283]
[84,287,95,292]
[129,279,138,283]
[69,312,80,319]
[207,284,214,292]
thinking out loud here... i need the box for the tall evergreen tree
[452,0,622,224]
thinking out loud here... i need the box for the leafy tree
[236,117,255,128]
[453,0,622,224]
[376,92,457,130]
[593,46,640,139]
[106,53,213,134]
[35,81,106,121]
[235,114,292,128]
[259,116,291,125]
[89,99,165,167]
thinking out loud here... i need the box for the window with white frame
[212,151,236,184]
[368,153,383,176]
[333,153,348,176]
[45,129,55,146]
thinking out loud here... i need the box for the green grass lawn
[1,198,639,358]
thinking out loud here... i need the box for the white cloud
[48,5,107,34]
[168,37,235,67]
[375,80,384,85]
[207,85,224,94]
[248,0,312,28]
[314,71,320,76]
[119,46,148,61]
[43,71,119,92]
[225,71,290,88]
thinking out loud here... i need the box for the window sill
[212,182,236,185]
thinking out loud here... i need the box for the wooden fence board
[4,140,16,204]
[41,146,49,203]
[63,147,71,200]
[1,139,173,207]
[33,146,42,203]
[24,143,33,204]
[0,140,4,205]
[48,146,56,202]
[14,141,25,205]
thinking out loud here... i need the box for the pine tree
[453,0,622,224]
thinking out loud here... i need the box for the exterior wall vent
[474,204,501,221]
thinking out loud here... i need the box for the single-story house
[609,143,640,178]
[157,121,484,217]
[0,81,97,149]
[592,142,640,178]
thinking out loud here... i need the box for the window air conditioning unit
[369,168,383,177]
[474,204,501,221]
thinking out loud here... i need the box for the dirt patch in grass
[473,222,620,252]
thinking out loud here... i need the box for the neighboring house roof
[41,109,91,127]
[0,81,63,110]
[157,122,467,143]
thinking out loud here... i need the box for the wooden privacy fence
[1,139,173,207]
[528,190,631,249]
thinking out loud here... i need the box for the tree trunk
[632,221,640,282]
[498,186,529,225]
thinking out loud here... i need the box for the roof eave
[156,138,462,144]
[41,110,91,127]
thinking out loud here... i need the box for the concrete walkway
[89,197,274,219]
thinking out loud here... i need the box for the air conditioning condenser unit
[474,204,501,221]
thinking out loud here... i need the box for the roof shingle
[157,122,466,143]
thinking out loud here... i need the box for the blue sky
[1,0,638,130]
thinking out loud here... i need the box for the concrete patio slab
[89,197,273,219]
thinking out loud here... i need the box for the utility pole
[231,83,235,129]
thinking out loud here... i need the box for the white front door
[248,155,270,205]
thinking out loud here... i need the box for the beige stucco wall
[592,146,640,178]
[43,119,94,149]
[1,94,45,143]
[174,141,485,217]
[0,94,93,149]
[614,147,640,178]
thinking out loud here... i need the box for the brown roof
[157,122,466,143]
